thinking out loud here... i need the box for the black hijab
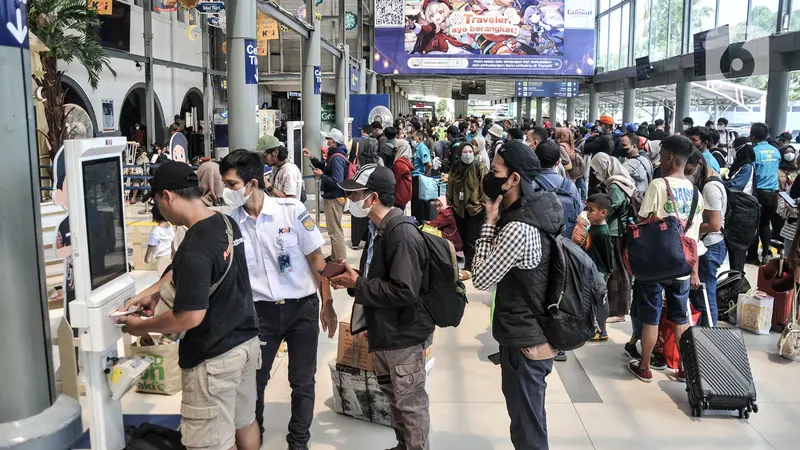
[728,137,755,176]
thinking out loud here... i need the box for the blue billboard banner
[373,0,595,76]
[349,68,361,92]
[245,38,258,84]
[313,66,322,94]
[515,80,578,97]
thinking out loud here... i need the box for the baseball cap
[255,135,281,153]
[446,125,460,136]
[496,140,541,182]
[599,115,614,126]
[338,164,396,193]
[488,124,504,138]
[636,125,650,138]
[322,128,345,145]
[151,161,198,192]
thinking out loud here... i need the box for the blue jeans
[501,346,553,450]
[690,240,727,327]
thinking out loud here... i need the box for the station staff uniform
[230,195,325,447]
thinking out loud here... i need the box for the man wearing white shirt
[219,150,338,450]
[258,135,304,200]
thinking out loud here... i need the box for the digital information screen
[374,0,596,76]
[293,129,302,166]
[82,157,127,290]
[514,80,579,97]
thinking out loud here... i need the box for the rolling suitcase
[679,326,758,418]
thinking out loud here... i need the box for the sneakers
[554,350,568,362]
[649,353,668,371]
[624,342,642,360]
[591,330,609,341]
[628,360,653,383]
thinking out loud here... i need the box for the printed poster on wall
[102,99,115,132]
[155,0,178,13]
[88,0,113,15]
[373,0,596,76]
[257,12,279,56]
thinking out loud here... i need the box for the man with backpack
[472,140,566,450]
[379,126,399,167]
[304,128,349,261]
[328,164,434,450]
[534,140,582,239]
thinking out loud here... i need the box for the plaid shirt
[472,222,543,292]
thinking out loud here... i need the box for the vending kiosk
[286,121,304,165]
[65,137,140,449]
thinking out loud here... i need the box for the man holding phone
[219,150,338,450]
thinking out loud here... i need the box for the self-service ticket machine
[346,117,354,144]
[65,137,140,449]
[286,121,304,165]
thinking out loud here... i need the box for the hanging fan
[368,106,393,127]
[64,103,95,140]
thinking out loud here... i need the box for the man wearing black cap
[326,164,434,450]
[471,140,564,450]
[116,161,261,450]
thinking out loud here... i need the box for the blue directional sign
[245,38,258,85]
[514,81,579,98]
[196,1,224,13]
[313,66,321,94]
[1,0,28,48]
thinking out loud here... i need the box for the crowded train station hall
[4,0,800,449]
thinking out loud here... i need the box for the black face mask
[483,173,509,200]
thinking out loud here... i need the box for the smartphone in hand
[319,261,347,278]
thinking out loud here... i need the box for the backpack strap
[664,178,699,233]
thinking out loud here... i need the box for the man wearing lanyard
[748,122,781,265]
[220,150,338,449]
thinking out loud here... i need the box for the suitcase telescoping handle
[686,283,714,327]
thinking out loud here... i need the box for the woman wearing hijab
[779,143,799,192]
[725,137,755,194]
[447,141,488,281]
[197,161,226,207]
[392,139,415,210]
[590,153,635,323]
[427,195,462,252]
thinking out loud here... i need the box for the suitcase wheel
[739,409,750,419]
[691,406,702,417]
[752,403,759,413]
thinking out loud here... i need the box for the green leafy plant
[28,0,116,160]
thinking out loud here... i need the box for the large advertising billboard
[373,0,595,76]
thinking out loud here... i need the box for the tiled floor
[91,210,800,449]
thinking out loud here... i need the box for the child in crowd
[584,194,614,341]
[144,203,175,276]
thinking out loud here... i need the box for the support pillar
[0,4,83,445]
[766,70,790,135]
[368,72,377,94]
[301,0,322,177]
[566,97,576,124]
[393,83,399,117]
[516,98,523,122]
[549,98,558,124]
[623,86,635,125]
[227,0,258,150]
[335,45,349,133]
[535,97,543,126]
[358,60,367,95]
[201,20,213,157]
[525,98,532,120]
[588,89,599,122]
[144,0,155,147]
[675,72,692,133]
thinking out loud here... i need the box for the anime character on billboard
[520,1,564,55]
[463,0,531,55]
[406,0,475,54]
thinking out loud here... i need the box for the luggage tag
[459,191,465,201]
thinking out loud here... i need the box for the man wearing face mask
[328,164,434,450]
[471,140,564,450]
[716,118,735,151]
[259,135,303,200]
[220,150,338,449]
[682,117,694,134]
[304,128,349,261]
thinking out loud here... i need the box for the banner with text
[374,0,595,76]
[257,11,279,56]
[88,0,113,15]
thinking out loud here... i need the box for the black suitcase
[679,327,758,418]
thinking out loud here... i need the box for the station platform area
[67,206,800,450]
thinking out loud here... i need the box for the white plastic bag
[736,290,774,335]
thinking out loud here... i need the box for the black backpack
[384,216,468,327]
[359,137,382,166]
[707,176,760,250]
[125,423,184,449]
[540,235,608,351]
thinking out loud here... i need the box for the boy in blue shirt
[688,127,721,174]
[747,122,781,265]
[410,129,432,176]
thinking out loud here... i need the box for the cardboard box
[329,358,434,427]
[336,318,375,372]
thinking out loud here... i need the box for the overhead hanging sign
[349,68,360,92]
[245,38,259,85]
[196,1,224,13]
[88,0,113,15]
[257,11,278,56]
[207,12,225,28]
[514,81,579,98]
[155,0,178,13]
[313,66,321,94]
[1,0,29,48]
[373,0,595,76]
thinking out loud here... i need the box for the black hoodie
[493,190,565,349]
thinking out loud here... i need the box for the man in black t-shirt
[116,161,260,450]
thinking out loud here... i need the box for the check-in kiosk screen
[293,128,302,165]
[82,157,127,290]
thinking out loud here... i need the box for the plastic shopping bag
[736,291,774,335]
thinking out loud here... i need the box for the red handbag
[623,178,699,282]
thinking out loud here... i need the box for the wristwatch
[267,186,274,193]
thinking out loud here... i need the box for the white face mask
[683,124,690,131]
[785,153,796,162]
[349,195,373,218]
[223,185,252,208]
[716,124,725,131]
[461,152,475,164]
